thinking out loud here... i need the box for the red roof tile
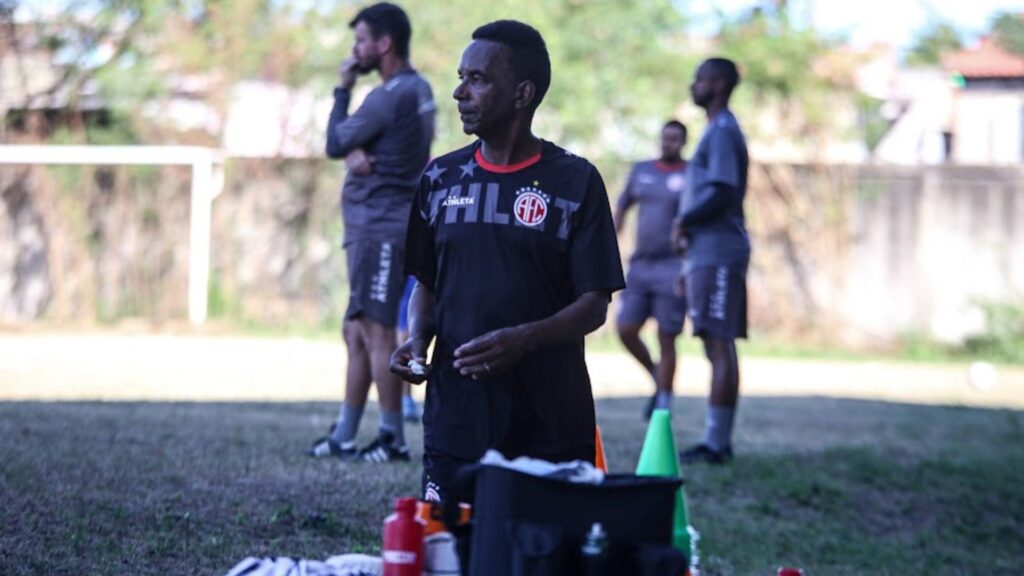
[943,36,1024,78]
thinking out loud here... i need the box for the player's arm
[679,181,738,227]
[325,59,390,159]
[390,281,436,384]
[612,166,637,234]
[325,89,390,159]
[678,129,743,227]
[453,291,609,380]
[613,204,627,234]
[391,174,437,383]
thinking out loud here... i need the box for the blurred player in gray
[310,2,435,463]
[614,120,689,420]
[672,58,749,465]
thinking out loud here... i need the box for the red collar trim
[474,148,542,173]
[655,160,686,172]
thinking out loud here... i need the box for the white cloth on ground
[224,554,381,576]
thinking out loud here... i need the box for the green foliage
[856,93,888,152]
[403,0,691,158]
[717,7,827,100]
[964,298,1024,363]
[992,11,1024,57]
[713,4,844,151]
[26,0,853,165]
[905,21,963,67]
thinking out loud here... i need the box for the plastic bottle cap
[395,497,417,513]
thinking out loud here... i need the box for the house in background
[944,37,1024,165]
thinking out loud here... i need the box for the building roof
[943,36,1024,79]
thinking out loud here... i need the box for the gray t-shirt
[617,160,686,262]
[678,109,750,275]
[326,69,436,245]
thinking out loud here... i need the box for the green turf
[1,398,1021,575]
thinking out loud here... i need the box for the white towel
[224,553,381,576]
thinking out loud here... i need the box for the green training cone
[635,409,692,557]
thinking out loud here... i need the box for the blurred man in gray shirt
[309,2,435,463]
[672,57,750,465]
[614,120,689,420]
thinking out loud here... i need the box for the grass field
[2,394,1023,575]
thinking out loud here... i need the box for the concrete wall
[2,161,1023,344]
[829,164,1024,342]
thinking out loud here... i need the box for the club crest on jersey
[667,173,685,192]
[513,186,549,227]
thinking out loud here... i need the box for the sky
[687,0,1024,50]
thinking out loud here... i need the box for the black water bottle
[581,522,609,576]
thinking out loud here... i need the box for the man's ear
[377,34,393,55]
[514,80,536,111]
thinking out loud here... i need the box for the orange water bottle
[382,497,425,576]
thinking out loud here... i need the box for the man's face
[660,125,686,160]
[690,62,716,109]
[452,40,518,137]
[351,21,383,74]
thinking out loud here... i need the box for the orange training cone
[594,425,608,473]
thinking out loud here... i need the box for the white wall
[954,91,1024,165]
[838,166,1024,342]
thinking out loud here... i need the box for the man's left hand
[453,326,533,380]
[346,148,375,176]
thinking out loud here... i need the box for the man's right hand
[670,218,688,254]
[390,336,431,384]
[345,148,375,176]
[674,272,687,298]
[339,56,359,91]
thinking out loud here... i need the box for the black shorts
[685,265,747,340]
[344,239,406,326]
[422,449,476,504]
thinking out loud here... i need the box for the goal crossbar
[0,145,225,325]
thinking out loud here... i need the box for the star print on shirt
[425,163,447,185]
[459,158,478,179]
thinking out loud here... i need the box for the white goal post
[0,145,224,325]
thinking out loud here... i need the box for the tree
[713,2,845,151]
[905,21,963,67]
[992,11,1024,56]
[405,0,690,162]
[5,0,338,144]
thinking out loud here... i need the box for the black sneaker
[358,432,411,463]
[307,436,359,461]
[678,443,733,465]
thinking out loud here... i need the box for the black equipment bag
[464,465,686,576]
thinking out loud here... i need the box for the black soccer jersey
[405,140,625,462]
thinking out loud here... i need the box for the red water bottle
[382,497,425,576]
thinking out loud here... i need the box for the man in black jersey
[390,20,625,503]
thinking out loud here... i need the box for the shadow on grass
[1,397,1021,575]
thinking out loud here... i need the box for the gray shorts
[685,265,747,340]
[344,239,406,326]
[616,259,687,335]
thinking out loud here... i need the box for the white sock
[702,406,736,451]
[654,390,673,411]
